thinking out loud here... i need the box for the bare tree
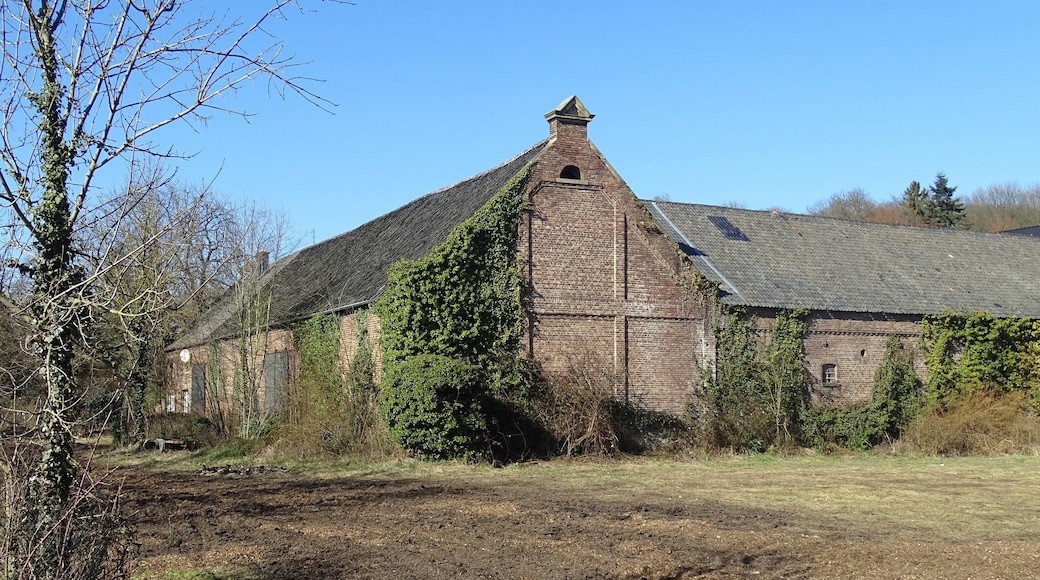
[807,188,878,221]
[86,161,296,445]
[0,1,335,575]
[964,183,1040,232]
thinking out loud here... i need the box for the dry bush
[274,382,395,461]
[899,391,1040,455]
[1,447,134,579]
[273,314,395,461]
[531,355,619,456]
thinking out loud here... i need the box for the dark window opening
[264,352,289,411]
[560,165,581,180]
[822,364,838,386]
[190,364,207,413]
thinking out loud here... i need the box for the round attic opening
[560,165,581,180]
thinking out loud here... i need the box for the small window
[559,165,581,180]
[822,364,838,386]
[166,394,176,413]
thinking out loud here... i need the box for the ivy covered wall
[922,310,1040,407]
[376,165,532,392]
[374,166,534,458]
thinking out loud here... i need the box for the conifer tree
[924,173,969,228]
[901,181,929,226]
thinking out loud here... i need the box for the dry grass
[114,450,1040,578]
[473,454,1040,542]
[899,390,1040,455]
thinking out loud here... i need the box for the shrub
[801,405,887,451]
[608,400,688,453]
[922,310,1040,407]
[374,169,534,461]
[378,354,488,461]
[276,313,393,459]
[694,308,809,452]
[530,356,618,456]
[899,390,1040,455]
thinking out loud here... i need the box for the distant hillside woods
[808,180,1040,232]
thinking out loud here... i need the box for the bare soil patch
[119,456,1040,579]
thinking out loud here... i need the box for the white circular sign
[179,349,191,363]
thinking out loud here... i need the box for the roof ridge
[423,138,548,197]
[306,139,548,249]
[640,198,1035,239]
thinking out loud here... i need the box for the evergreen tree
[901,181,928,225]
[924,173,968,228]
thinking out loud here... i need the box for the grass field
[119,451,1040,578]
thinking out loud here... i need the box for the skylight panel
[707,215,749,241]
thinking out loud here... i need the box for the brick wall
[165,327,296,417]
[166,304,388,421]
[522,113,710,414]
[801,310,925,405]
[744,308,927,406]
[337,308,383,383]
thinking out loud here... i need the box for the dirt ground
[119,461,1039,580]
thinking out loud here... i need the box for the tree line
[807,173,1040,232]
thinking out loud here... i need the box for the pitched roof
[169,141,546,350]
[645,201,1040,318]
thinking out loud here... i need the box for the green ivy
[697,307,809,451]
[922,310,1040,408]
[761,308,811,444]
[375,166,533,459]
[379,354,488,461]
[348,309,375,390]
[292,314,344,423]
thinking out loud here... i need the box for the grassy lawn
[120,449,1040,542]
[490,453,1040,541]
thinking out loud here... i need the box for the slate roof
[1002,225,1040,238]
[169,141,546,350]
[645,201,1040,318]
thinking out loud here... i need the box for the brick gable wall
[521,116,710,414]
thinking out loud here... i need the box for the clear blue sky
[162,1,1040,246]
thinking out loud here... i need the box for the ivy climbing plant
[922,310,1040,408]
[697,307,810,451]
[375,165,534,459]
[289,312,387,456]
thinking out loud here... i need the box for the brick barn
[166,96,1040,416]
